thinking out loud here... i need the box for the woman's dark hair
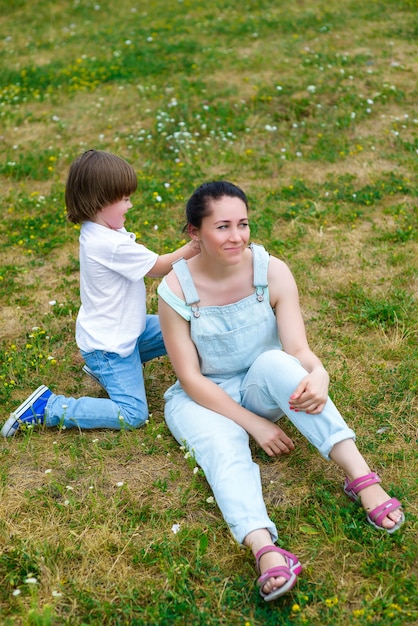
[65,150,138,224]
[185,181,249,230]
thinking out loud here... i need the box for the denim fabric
[45,315,165,430]
[162,245,355,543]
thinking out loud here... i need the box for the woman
[157,181,404,602]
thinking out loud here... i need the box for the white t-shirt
[76,221,158,357]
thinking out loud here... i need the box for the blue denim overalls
[158,243,355,543]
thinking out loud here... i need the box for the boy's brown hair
[65,150,138,224]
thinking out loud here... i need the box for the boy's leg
[3,343,153,434]
[240,350,355,460]
[81,346,149,428]
[37,343,148,430]
[138,314,166,363]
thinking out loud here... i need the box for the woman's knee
[252,349,302,377]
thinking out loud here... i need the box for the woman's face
[193,195,250,262]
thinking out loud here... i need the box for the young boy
[1,150,199,437]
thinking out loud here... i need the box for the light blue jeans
[45,315,165,430]
[165,350,355,544]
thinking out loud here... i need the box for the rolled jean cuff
[233,521,278,546]
[319,429,356,460]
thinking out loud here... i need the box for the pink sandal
[255,545,302,602]
[344,472,405,534]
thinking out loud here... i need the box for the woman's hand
[249,419,295,457]
[288,368,329,414]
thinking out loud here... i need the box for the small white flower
[116,482,124,487]
[276,85,283,91]
[45,469,52,474]
[206,496,214,504]
[52,115,60,122]
[63,500,70,506]
[193,467,199,474]
[92,438,99,443]
[66,485,74,491]
[49,300,56,306]
[12,589,21,596]
[171,523,181,534]
[307,85,316,93]
[61,404,68,410]
[52,591,63,597]
[25,577,38,584]
[156,434,161,439]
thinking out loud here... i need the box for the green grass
[0,0,417,624]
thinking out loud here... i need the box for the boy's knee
[119,401,149,429]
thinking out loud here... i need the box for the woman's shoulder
[267,254,298,305]
[162,267,185,299]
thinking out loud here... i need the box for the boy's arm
[146,241,200,278]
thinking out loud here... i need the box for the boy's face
[93,197,132,230]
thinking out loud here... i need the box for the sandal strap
[257,566,292,586]
[345,472,381,494]
[255,545,299,573]
[368,498,402,526]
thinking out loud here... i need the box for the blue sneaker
[82,365,107,393]
[1,385,52,437]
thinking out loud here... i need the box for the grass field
[0,0,417,624]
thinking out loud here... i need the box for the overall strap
[172,258,200,306]
[250,243,269,301]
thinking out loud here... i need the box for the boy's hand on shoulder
[183,239,200,260]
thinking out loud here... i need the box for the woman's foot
[344,473,404,532]
[257,548,288,596]
[255,545,302,601]
[245,530,302,601]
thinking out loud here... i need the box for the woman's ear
[188,224,199,240]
